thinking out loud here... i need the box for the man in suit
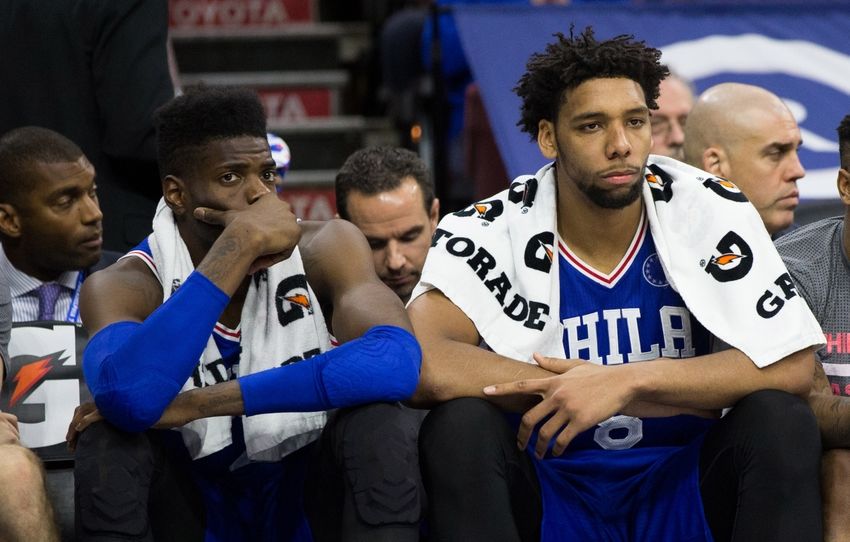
[0,126,119,323]
[0,0,174,251]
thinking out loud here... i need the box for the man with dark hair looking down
[335,146,439,304]
[328,146,439,539]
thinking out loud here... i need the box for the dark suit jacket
[93,250,122,273]
[0,0,174,251]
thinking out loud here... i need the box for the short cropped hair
[515,27,668,139]
[335,146,434,219]
[155,85,267,178]
[0,126,84,204]
[838,114,850,171]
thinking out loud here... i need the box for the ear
[702,146,728,178]
[837,168,850,206]
[537,120,558,160]
[428,197,440,231]
[0,203,21,238]
[162,175,187,217]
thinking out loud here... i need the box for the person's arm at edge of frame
[0,275,9,385]
[151,219,422,426]
[807,359,850,449]
[777,242,843,448]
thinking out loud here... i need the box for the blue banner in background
[454,4,850,199]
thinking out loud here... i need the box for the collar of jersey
[558,207,647,289]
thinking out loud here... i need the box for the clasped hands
[484,354,636,459]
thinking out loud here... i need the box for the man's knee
[419,397,515,488]
[822,449,850,503]
[420,397,506,456]
[733,389,821,471]
[0,444,45,493]
[822,449,850,539]
[336,403,425,525]
[823,449,850,479]
[74,421,155,540]
[736,390,819,441]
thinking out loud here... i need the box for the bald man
[650,74,694,160]
[684,83,805,235]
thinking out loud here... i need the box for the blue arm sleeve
[239,325,421,416]
[83,271,229,432]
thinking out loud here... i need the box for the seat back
[1,321,91,462]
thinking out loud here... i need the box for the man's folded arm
[152,220,424,427]
[83,271,229,432]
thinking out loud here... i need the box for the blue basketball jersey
[125,238,314,542]
[555,214,713,451]
[558,214,710,366]
[529,215,715,542]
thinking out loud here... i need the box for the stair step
[268,115,365,133]
[179,71,348,119]
[171,22,370,71]
[180,70,348,88]
[169,0,318,28]
[273,127,362,171]
[284,169,337,187]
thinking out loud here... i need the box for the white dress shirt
[0,245,83,323]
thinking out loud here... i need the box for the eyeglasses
[650,116,687,138]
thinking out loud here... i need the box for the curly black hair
[838,114,850,170]
[154,85,267,178]
[335,146,433,219]
[515,27,669,139]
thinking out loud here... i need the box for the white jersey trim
[120,250,161,283]
[213,322,241,342]
[823,362,850,378]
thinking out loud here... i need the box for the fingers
[193,206,228,226]
[516,400,583,458]
[247,251,294,275]
[0,413,20,445]
[66,413,103,451]
[533,352,585,374]
[551,422,583,457]
[517,400,548,451]
[533,408,570,459]
[66,427,78,452]
[75,410,104,434]
[66,403,100,450]
[517,398,556,453]
[0,411,18,430]
[483,377,546,398]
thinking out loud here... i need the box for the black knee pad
[732,389,821,470]
[74,421,154,540]
[339,403,425,525]
[420,397,507,457]
[735,390,819,442]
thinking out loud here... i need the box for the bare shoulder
[298,219,367,258]
[299,219,372,285]
[408,288,481,345]
[81,256,163,335]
